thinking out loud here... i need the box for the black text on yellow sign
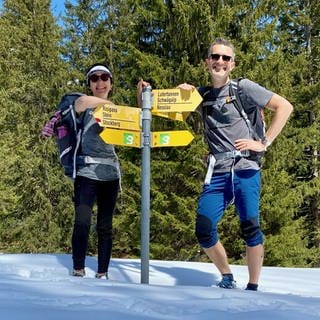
[152,88,203,113]
[93,103,141,131]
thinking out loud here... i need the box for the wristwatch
[261,136,272,151]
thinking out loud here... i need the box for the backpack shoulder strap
[198,86,212,100]
[229,78,245,115]
[58,92,84,116]
[198,86,213,120]
[229,78,260,140]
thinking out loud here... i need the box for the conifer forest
[0,0,319,267]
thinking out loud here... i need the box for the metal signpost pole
[140,86,152,284]
[96,86,202,284]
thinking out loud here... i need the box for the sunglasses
[209,53,232,62]
[89,73,111,82]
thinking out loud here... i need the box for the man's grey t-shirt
[76,109,120,181]
[198,79,274,173]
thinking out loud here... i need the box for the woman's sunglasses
[89,73,111,82]
[209,53,232,62]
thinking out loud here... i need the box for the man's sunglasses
[209,53,232,62]
[89,73,111,82]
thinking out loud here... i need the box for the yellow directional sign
[100,128,141,148]
[152,88,202,113]
[152,111,187,122]
[100,128,194,148]
[152,130,194,148]
[93,103,141,131]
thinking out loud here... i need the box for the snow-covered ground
[0,253,319,319]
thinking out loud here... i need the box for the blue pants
[196,169,263,248]
[72,176,119,273]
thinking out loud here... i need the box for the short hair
[208,38,235,60]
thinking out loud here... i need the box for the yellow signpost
[152,88,202,113]
[151,111,186,122]
[100,128,141,148]
[97,88,202,150]
[99,129,194,148]
[130,87,202,284]
[93,103,141,131]
[151,130,194,148]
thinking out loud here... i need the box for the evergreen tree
[0,0,319,267]
[282,0,320,266]
[0,0,72,252]
[58,0,320,265]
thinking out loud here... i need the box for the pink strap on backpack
[41,110,61,137]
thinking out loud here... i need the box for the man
[138,37,293,290]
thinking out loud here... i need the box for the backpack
[42,92,84,179]
[199,78,266,162]
[229,78,265,142]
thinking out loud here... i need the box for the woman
[70,63,120,279]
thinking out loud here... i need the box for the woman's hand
[137,79,151,107]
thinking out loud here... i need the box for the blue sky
[51,0,67,16]
[51,0,76,17]
[0,0,75,17]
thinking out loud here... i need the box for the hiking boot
[72,269,85,277]
[245,283,258,291]
[95,272,108,279]
[217,274,237,289]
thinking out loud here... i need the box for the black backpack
[55,92,85,179]
[42,92,84,179]
[229,78,265,142]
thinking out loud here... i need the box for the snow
[0,253,319,319]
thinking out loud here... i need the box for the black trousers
[72,176,119,273]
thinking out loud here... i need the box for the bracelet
[261,136,272,151]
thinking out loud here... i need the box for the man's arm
[176,83,197,120]
[263,93,294,144]
[235,93,293,152]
